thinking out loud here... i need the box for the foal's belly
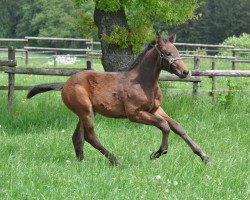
[89,73,127,118]
[91,89,126,118]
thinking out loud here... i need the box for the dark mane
[118,40,156,71]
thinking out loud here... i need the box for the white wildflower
[173,180,178,186]
[206,175,212,180]
[155,175,161,180]
[61,129,65,133]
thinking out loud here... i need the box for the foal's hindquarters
[61,71,127,165]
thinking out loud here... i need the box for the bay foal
[27,34,209,165]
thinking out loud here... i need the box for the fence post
[232,46,236,70]
[86,60,93,70]
[90,38,94,65]
[24,38,29,65]
[193,55,200,97]
[211,61,217,103]
[8,46,16,111]
[54,55,57,66]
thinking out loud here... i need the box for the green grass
[0,89,249,199]
[0,54,249,199]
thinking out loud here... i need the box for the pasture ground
[0,53,249,199]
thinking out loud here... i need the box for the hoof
[109,155,119,166]
[150,149,168,160]
[202,155,211,165]
[110,159,119,166]
[77,155,84,161]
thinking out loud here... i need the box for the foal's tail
[27,82,64,99]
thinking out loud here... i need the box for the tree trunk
[94,6,134,72]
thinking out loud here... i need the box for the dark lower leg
[150,131,169,159]
[72,121,84,160]
[85,128,118,166]
[169,120,209,162]
[174,125,208,160]
[157,107,209,162]
[128,110,170,159]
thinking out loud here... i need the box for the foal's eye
[166,52,171,56]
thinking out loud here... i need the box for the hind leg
[79,109,119,166]
[62,87,118,165]
[72,120,85,161]
[84,127,119,166]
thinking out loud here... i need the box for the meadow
[0,53,249,199]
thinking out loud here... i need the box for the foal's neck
[133,49,161,89]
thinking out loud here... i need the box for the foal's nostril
[183,70,189,76]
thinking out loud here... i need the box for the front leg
[156,107,210,163]
[127,109,170,160]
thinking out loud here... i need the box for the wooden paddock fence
[1,36,250,68]
[0,42,249,110]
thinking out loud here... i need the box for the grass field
[0,54,249,199]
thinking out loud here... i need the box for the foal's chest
[124,84,162,112]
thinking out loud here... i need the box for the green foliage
[168,0,250,44]
[102,26,130,48]
[217,79,246,109]
[102,26,154,53]
[219,33,250,58]
[96,0,122,12]
[74,1,97,38]
[221,33,250,49]
[0,0,22,37]
[16,0,79,38]
[75,0,200,52]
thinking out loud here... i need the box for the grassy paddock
[0,55,249,199]
[0,87,249,199]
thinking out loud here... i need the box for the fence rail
[192,69,250,77]
[0,39,249,110]
[1,36,250,68]
[24,46,91,52]
[0,60,16,67]
[25,36,91,42]
[0,38,28,42]
[3,67,83,76]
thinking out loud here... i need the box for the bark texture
[94,7,134,71]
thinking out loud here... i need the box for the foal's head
[155,33,189,78]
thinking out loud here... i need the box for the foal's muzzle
[182,70,189,77]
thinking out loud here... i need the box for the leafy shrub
[217,79,246,109]
[222,33,250,49]
[220,33,250,58]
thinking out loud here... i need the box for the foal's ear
[156,32,165,45]
[168,34,176,43]
[156,31,161,37]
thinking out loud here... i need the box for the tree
[16,0,80,46]
[0,0,22,38]
[75,0,201,71]
[168,0,250,44]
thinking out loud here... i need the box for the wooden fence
[0,37,99,65]
[1,36,250,67]
[0,38,249,110]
